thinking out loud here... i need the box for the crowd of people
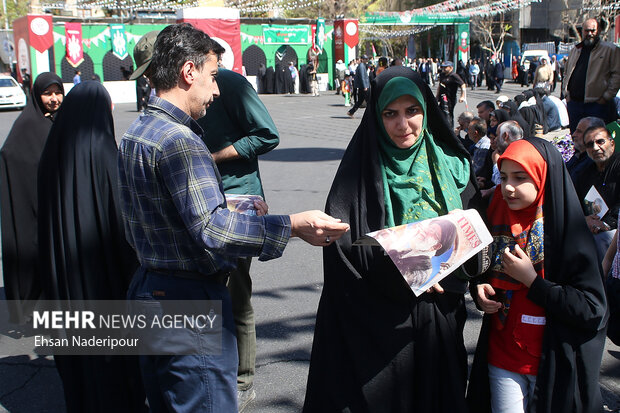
[0,17,619,413]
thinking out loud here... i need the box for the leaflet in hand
[584,186,608,219]
[225,194,264,216]
[353,209,492,296]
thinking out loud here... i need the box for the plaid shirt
[118,97,291,275]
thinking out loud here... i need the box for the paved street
[0,79,618,412]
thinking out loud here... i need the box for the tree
[560,0,620,41]
[1,0,30,29]
[470,12,511,59]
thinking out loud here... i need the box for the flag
[314,18,325,53]
[371,43,377,58]
[65,22,84,67]
[110,24,128,60]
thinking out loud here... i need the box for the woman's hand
[253,199,269,216]
[502,245,537,287]
[476,283,502,313]
[426,283,444,294]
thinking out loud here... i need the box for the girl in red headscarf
[467,138,607,413]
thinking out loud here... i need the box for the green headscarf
[376,77,470,227]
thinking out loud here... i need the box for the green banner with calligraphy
[262,25,310,45]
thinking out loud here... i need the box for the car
[0,75,27,110]
[520,50,551,72]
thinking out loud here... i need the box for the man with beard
[563,18,620,132]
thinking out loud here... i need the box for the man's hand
[290,210,350,246]
[476,283,502,313]
[253,199,268,216]
[586,214,607,234]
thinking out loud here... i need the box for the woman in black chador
[303,66,483,413]
[0,72,64,324]
[38,81,145,412]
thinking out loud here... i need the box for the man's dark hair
[469,116,488,138]
[584,125,611,142]
[150,23,225,92]
[477,100,495,111]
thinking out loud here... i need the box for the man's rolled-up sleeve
[159,135,291,261]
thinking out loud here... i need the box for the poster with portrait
[584,186,608,219]
[225,194,264,216]
[353,209,492,296]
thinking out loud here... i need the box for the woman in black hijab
[303,66,482,413]
[0,72,64,324]
[467,138,607,413]
[37,81,145,412]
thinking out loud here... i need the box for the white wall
[63,80,137,104]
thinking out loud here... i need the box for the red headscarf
[487,139,547,291]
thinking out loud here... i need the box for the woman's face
[381,94,424,149]
[500,159,538,210]
[40,84,64,114]
[489,115,498,128]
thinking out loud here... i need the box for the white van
[520,50,551,71]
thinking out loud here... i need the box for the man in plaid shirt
[118,24,349,412]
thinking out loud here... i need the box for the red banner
[343,20,359,49]
[28,15,53,53]
[12,16,29,83]
[179,18,242,74]
[65,22,84,67]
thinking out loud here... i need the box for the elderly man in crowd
[455,111,475,151]
[566,116,606,182]
[480,120,524,199]
[563,18,620,132]
[575,126,620,261]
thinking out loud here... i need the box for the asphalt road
[0,79,618,412]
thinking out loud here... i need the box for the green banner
[110,24,128,60]
[315,18,325,52]
[361,13,469,25]
[262,25,310,45]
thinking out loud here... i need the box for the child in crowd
[342,71,352,107]
[467,138,607,413]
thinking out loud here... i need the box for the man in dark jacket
[347,55,370,117]
[436,61,466,127]
[493,58,505,93]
